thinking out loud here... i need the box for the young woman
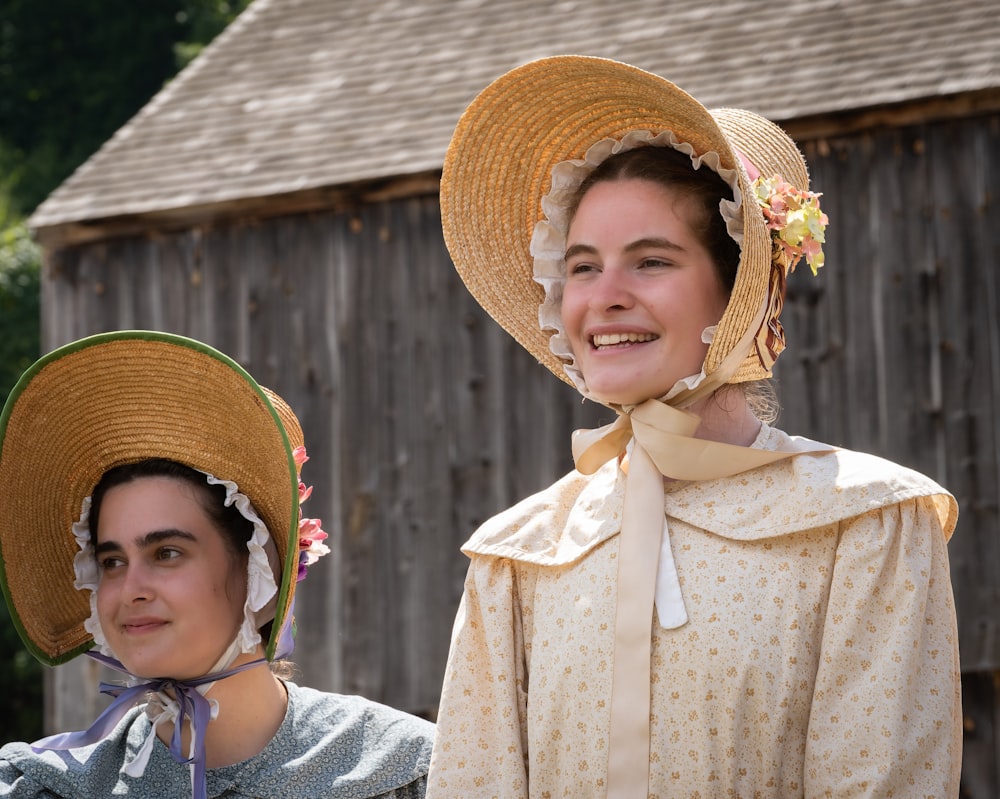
[427,56,961,798]
[0,331,434,798]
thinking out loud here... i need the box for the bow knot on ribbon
[570,397,817,799]
[573,398,789,482]
[572,399,701,478]
[32,651,266,799]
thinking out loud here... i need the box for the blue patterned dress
[0,681,434,798]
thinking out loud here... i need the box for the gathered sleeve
[426,555,532,799]
[804,496,962,797]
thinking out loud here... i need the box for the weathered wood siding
[778,113,1000,669]
[40,196,607,729]
[40,110,999,788]
[775,112,1000,793]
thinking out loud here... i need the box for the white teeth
[592,332,656,347]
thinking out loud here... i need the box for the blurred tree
[174,0,254,69]
[0,222,41,742]
[0,223,39,407]
[0,0,251,743]
[0,0,251,218]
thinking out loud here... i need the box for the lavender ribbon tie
[31,651,266,799]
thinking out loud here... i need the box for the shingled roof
[29,0,1000,237]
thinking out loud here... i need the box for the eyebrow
[564,236,687,261]
[95,529,198,556]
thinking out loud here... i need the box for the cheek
[223,559,249,610]
[559,287,585,338]
[680,275,729,331]
[94,583,114,625]
[703,269,731,319]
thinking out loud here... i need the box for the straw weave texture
[440,56,811,387]
[0,333,299,666]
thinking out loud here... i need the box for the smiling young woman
[0,331,434,799]
[426,56,961,798]
[561,177,730,410]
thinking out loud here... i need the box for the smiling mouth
[122,621,167,635]
[591,332,658,349]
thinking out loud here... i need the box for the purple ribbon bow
[32,651,266,799]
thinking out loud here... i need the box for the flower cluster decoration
[751,175,829,276]
[292,446,330,582]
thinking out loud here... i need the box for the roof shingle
[30,0,1000,230]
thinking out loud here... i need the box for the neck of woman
[157,647,289,769]
[686,384,762,448]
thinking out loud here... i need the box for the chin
[585,371,692,407]
[588,385,666,407]
[114,649,183,680]
[117,660,161,679]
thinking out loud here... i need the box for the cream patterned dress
[427,425,961,798]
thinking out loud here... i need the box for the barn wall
[776,112,1000,795]
[40,194,606,729]
[777,113,1000,671]
[39,110,1000,789]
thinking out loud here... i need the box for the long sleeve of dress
[427,556,532,799]
[804,496,962,797]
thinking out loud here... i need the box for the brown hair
[568,146,780,421]
[88,458,278,646]
[89,458,253,561]
[568,146,741,294]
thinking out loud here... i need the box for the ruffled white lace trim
[529,129,744,401]
[72,471,281,662]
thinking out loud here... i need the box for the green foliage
[0,221,41,742]
[0,599,43,742]
[0,0,252,216]
[0,222,40,409]
[0,0,250,743]
[0,0,182,215]
[175,0,252,68]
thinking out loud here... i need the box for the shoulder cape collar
[463,426,956,566]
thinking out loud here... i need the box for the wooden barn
[27,0,1000,791]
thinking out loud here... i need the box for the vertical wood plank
[38,115,1000,796]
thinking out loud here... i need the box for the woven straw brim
[440,55,810,387]
[0,331,300,666]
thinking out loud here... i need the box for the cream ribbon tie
[572,398,817,799]
[566,294,836,797]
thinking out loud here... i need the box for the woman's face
[561,178,730,406]
[94,476,247,679]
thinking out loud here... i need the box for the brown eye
[567,261,597,276]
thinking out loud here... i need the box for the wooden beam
[31,173,442,251]
[31,88,1000,252]
[780,88,1000,141]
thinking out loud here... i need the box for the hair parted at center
[566,145,781,422]
[89,458,254,560]
[87,456,286,653]
[567,146,742,295]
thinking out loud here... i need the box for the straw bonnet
[0,330,302,666]
[440,54,812,390]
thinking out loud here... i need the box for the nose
[588,267,636,312]
[119,562,154,604]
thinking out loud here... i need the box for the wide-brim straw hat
[0,331,302,667]
[440,54,810,387]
